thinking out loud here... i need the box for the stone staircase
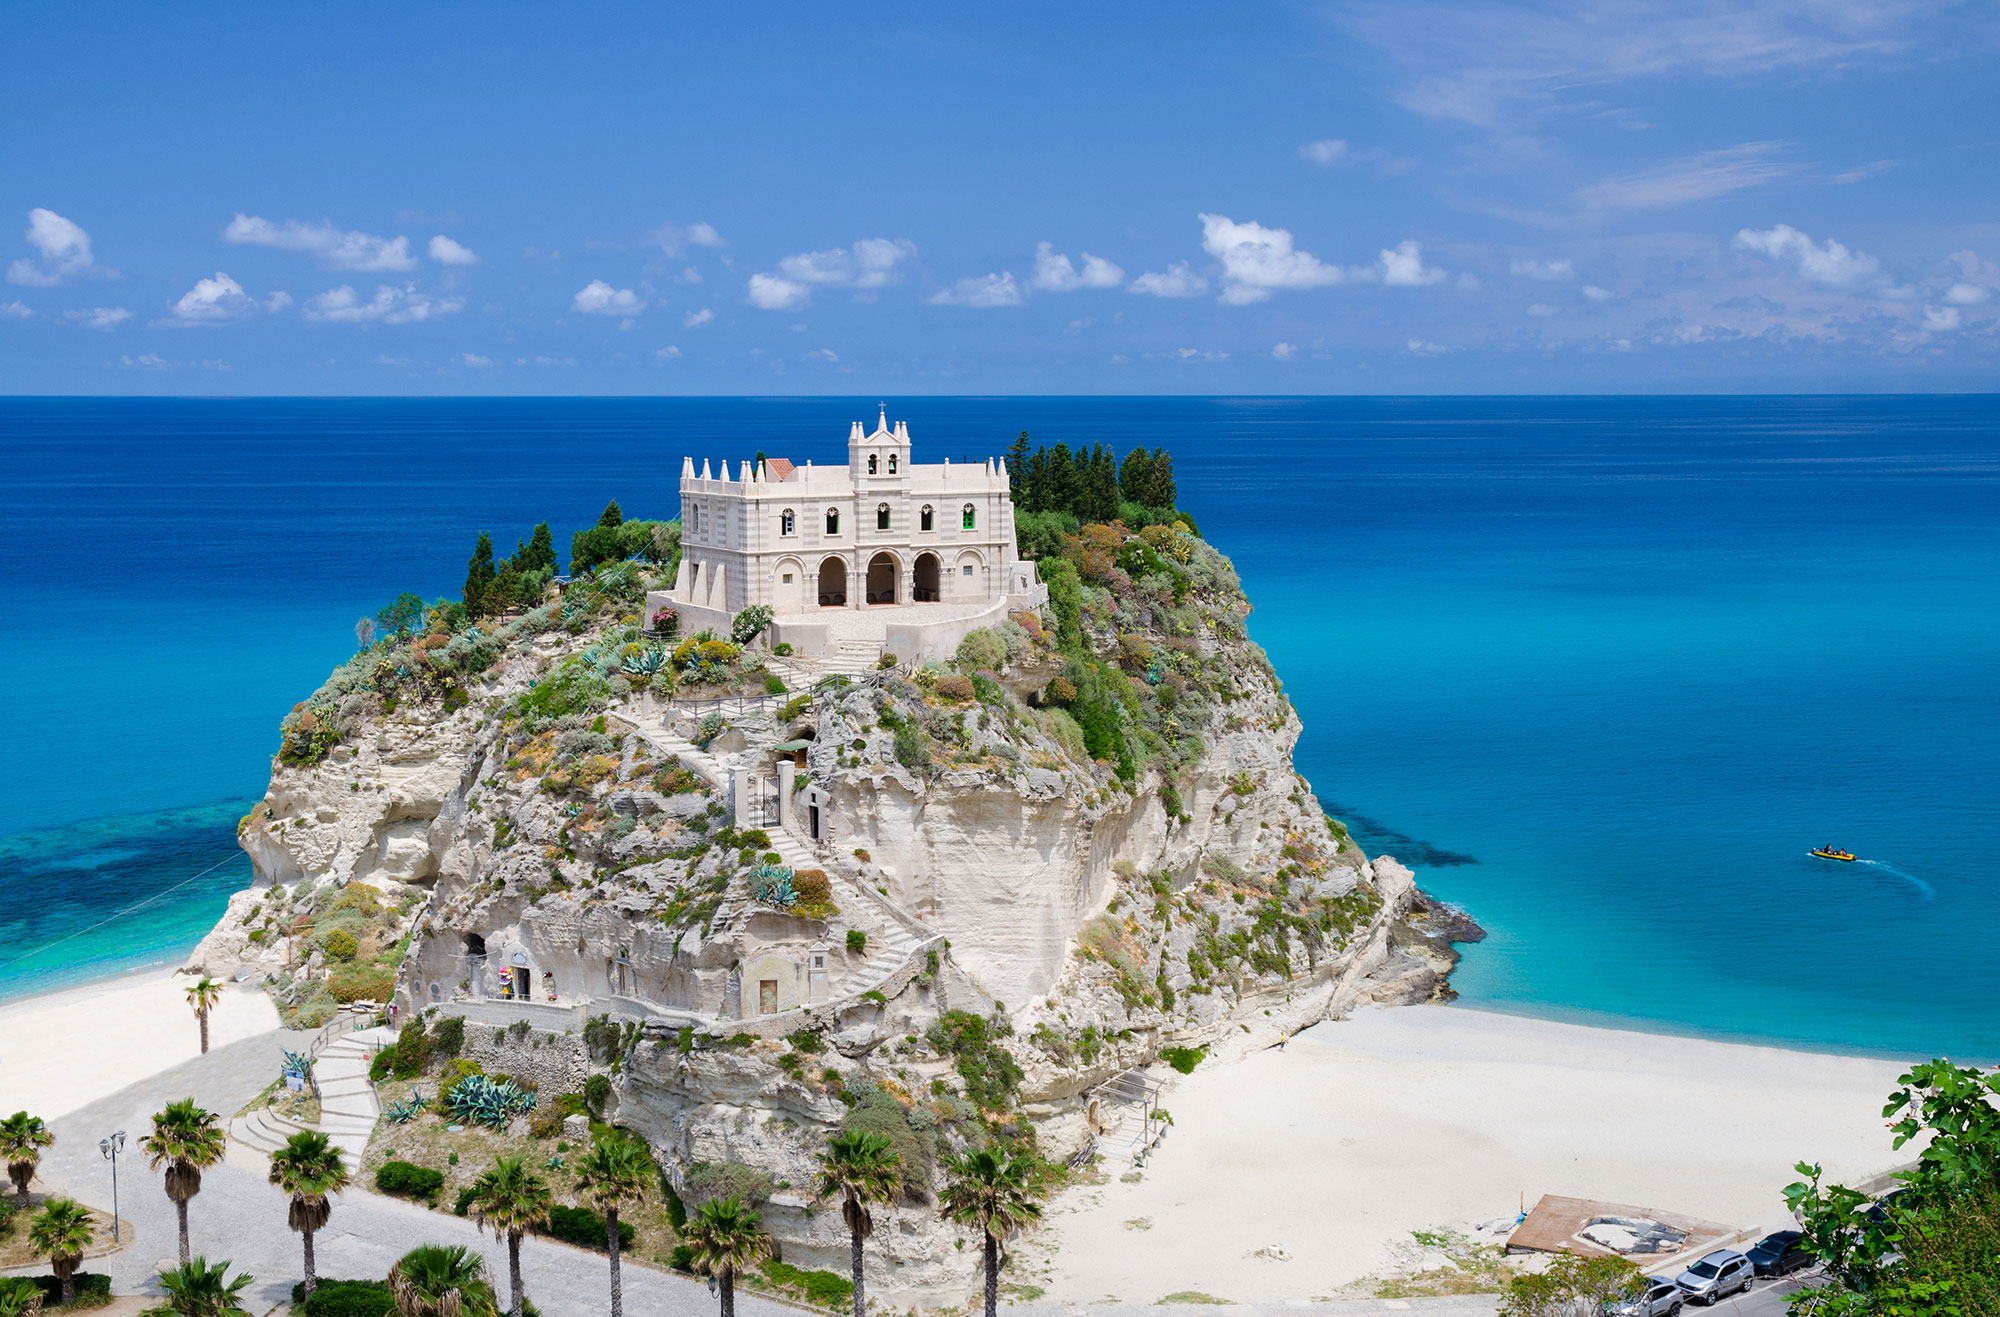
[823,640,884,677]
[230,1027,389,1165]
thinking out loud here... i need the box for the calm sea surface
[2,396,1995,1057]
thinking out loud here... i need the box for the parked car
[1746,1230,1817,1277]
[1675,1250,1755,1304]
[1607,1276,1685,1317]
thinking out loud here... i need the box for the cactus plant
[750,863,797,909]
[384,1089,432,1124]
[621,646,666,678]
[442,1074,538,1128]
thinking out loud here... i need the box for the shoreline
[0,963,282,1120]
[1024,1000,1916,1306]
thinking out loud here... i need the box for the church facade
[667,409,1034,620]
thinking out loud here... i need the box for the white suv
[1675,1250,1754,1305]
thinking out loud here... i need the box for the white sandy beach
[0,967,281,1119]
[1026,1003,1914,1306]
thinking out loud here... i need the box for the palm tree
[681,1196,771,1317]
[144,1258,254,1317]
[141,1098,226,1265]
[27,1197,94,1307]
[388,1244,500,1317]
[465,1157,552,1317]
[185,977,224,1055]
[813,1130,903,1317]
[938,1148,1044,1317]
[570,1135,653,1317]
[0,1112,54,1211]
[0,1275,43,1317]
[267,1130,350,1298]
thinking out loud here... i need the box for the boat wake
[1857,859,1934,900]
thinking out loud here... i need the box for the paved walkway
[1008,1298,1502,1317]
[7,1025,794,1317]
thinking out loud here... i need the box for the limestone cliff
[192,525,1475,1306]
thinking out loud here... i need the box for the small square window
[962,565,974,576]
[782,573,794,584]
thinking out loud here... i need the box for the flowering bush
[651,606,680,637]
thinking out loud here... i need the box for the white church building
[648,408,1045,662]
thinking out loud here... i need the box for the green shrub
[429,1015,466,1059]
[374,1160,444,1200]
[32,1273,111,1308]
[955,628,1008,672]
[846,929,867,954]
[292,1279,396,1317]
[323,928,359,961]
[391,1020,430,1079]
[761,1260,855,1309]
[329,963,396,1004]
[663,1181,687,1230]
[682,1159,773,1207]
[764,674,787,695]
[583,1073,611,1116]
[368,1049,393,1083]
[777,694,811,721]
[528,1091,586,1139]
[841,1089,933,1201]
[670,1244,695,1271]
[732,604,774,646]
[545,1204,635,1251]
[933,674,975,703]
[436,1058,484,1109]
[926,1010,1023,1110]
[1161,1045,1206,1075]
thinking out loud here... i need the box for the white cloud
[572,280,645,315]
[760,238,916,302]
[1943,283,1991,305]
[1575,143,1800,212]
[1923,305,1961,332]
[264,290,294,312]
[125,352,168,368]
[747,273,809,310]
[458,352,494,367]
[376,355,413,368]
[1527,303,1561,317]
[304,283,464,324]
[807,347,838,363]
[647,221,727,254]
[927,272,1023,307]
[1128,262,1209,298]
[1583,285,1614,301]
[1733,224,1893,291]
[1272,342,1299,360]
[1511,257,1573,280]
[8,209,104,286]
[63,306,131,330]
[683,307,715,327]
[429,235,479,266]
[0,300,32,319]
[161,272,256,325]
[656,345,683,359]
[1407,338,1446,355]
[1175,347,1229,361]
[1300,139,1348,165]
[1377,239,1447,287]
[1200,213,1346,304]
[224,215,416,272]
[1031,242,1124,292]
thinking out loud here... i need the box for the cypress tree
[598,500,624,528]
[464,532,498,617]
[513,522,556,573]
[1145,448,1177,508]
[1006,431,1032,504]
[1119,448,1156,505]
[1044,442,1077,517]
[1087,445,1121,521]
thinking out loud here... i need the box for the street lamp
[98,1131,125,1246]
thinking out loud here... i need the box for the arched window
[868,454,878,474]
[888,454,898,473]
[962,504,976,530]
[920,505,934,531]
[825,507,840,535]
[780,509,796,537]
[876,503,890,530]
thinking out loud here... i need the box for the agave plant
[620,647,666,679]
[749,863,797,909]
[444,1075,538,1129]
[383,1091,431,1125]
[280,1049,314,1080]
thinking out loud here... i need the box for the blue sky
[3,1,1996,393]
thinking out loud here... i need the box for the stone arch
[773,556,807,614]
[866,550,899,604]
[954,548,985,594]
[914,551,941,602]
[817,555,848,607]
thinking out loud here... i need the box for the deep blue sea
[2,396,1995,1059]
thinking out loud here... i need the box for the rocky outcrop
[196,525,1480,1307]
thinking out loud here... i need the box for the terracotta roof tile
[764,457,796,481]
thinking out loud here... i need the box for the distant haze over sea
[2,395,1995,1057]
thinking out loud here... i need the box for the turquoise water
[2,396,1995,1055]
